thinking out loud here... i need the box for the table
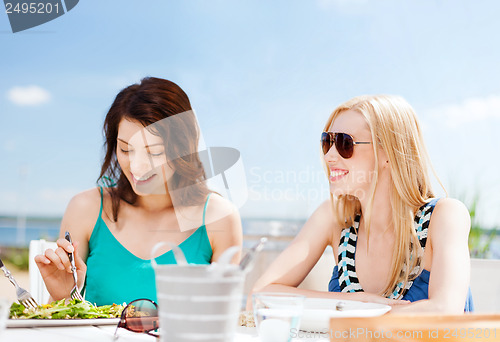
[329,314,500,342]
[4,314,499,342]
[1,325,329,341]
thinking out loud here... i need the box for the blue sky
[0,0,499,227]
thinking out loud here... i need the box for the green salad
[9,299,124,319]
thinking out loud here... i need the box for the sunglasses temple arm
[146,330,160,338]
[113,324,119,340]
[146,318,160,338]
[113,319,126,339]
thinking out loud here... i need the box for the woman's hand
[352,292,410,306]
[34,238,87,301]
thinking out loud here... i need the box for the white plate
[6,317,120,328]
[299,298,391,332]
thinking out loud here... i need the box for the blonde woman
[251,95,473,313]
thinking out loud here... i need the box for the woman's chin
[132,182,168,196]
[329,185,368,201]
[329,185,349,198]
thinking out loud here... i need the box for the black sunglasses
[321,132,371,159]
[114,298,159,338]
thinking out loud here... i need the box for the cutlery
[0,257,38,309]
[239,237,268,272]
[64,231,84,301]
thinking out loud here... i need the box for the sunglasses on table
[321,132,371,159]
[114,298,159,338]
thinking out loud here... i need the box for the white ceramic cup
[152,244,244,342]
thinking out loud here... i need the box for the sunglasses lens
[123,299,159,333]
[321,132,354,158]
[336,133,354,159]
[321,132,333,154]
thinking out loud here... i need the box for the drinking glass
[252,293,305,342]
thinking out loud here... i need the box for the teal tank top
[84,189,213,306]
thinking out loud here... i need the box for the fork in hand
[0,257,38,309]
[64,231,84,302]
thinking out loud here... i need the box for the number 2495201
[5,2,61,14]
[442,328,496,339]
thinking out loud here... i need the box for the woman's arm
[34,188,100,301]
[250,200,334,294]
[247,200,407,309]
[391,198,471,313]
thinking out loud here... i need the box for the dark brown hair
[98,77,210,222]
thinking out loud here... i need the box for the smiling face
[116,118,175,196]
[324,109,387,200]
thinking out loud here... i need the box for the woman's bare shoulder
[206,192,233,209]
[315,199,336,218]
[434,197,468,213]
[204,193,240,228]
[312,199,339,229]
[203,193,242,254]
[432,198,470,223]
[66,187,102,210]
[429,197,471,239]
[62,187,103,234]
[298,199,341,247]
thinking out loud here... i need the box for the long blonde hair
[324,95,441,297]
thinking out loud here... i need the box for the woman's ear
[377,147,390,169]
[383,159,390,169]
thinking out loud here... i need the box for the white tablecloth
[2,325,330,341]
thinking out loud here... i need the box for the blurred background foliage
[466,194,499,259]
[0,247,30,270]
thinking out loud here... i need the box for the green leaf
[9,299,125,320]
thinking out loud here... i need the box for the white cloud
[427,95,500,128]
[7,85,51,106]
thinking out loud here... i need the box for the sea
[1,216,499,258]
[0,217,62,247]
[0,216,305,251]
